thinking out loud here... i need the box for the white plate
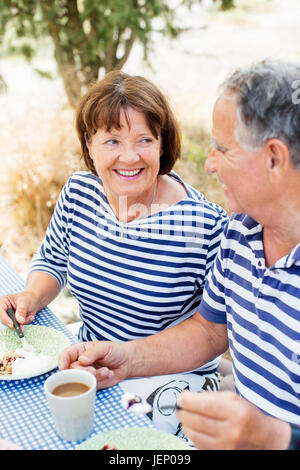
[77,427,191,450]
[0,325,70,380]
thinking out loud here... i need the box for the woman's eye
[139,137,153,144]
[105,139,118,145]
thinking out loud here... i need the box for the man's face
[205,96,268,216]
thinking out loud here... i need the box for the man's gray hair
[219,60,300,170]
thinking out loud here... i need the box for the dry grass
[0,107,228,269]
[0,107,84,270]
[178,126,229,213]
[0,104,229,329]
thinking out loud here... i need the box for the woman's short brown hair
[75,70,181,175]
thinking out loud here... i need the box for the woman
[0,71,228,439]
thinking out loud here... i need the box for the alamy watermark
[292,80,300,104]
[93,197,206,248]
[291,340,300,365]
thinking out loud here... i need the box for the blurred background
[0,0,299,325]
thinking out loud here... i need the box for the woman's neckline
[99,171,193,225]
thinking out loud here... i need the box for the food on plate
[0,348,53,378]
[0,352,21,374]
[121,393,152,415]
[100,443,118,450]
[0,325,70,380]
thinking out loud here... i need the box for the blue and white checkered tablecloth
[0,255,152,450]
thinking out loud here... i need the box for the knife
[7,308,36,353]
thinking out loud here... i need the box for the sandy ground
[0,0,300,325]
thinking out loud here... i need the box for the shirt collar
[285,243,300,267]
[237,213,300,268]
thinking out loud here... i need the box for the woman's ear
[84,132,93,159]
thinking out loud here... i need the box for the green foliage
[33,68,55,79]
[175,130,229,214]
[0,0,235,106]
[212,0,235,9]
[218,0,235,10]
[182,132,207,163]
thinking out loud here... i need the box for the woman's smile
[113,168,144,179]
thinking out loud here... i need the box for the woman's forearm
[25,271,61,311]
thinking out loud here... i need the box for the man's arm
[59,311,228,388]
[125,311,228,378]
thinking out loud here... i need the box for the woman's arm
[0,271,61,326]
[24,271,61,313]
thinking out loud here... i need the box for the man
[59,60,300,450]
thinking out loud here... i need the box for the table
[0,255,152,450]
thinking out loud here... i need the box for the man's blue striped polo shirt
[199,212,300,425]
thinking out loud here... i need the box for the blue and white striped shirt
[199,213,300,424]
[30,171,228,372]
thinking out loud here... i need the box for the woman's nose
[205,150,217,174]
[119,144,140,164]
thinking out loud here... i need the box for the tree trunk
[39,0,96,107]
[0,73,8,94]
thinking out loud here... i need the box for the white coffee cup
[44,369,97,442]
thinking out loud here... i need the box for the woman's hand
[58,341,131,389]
[0,273,62,328]
[0,291,39,327]
[177,390,291,450]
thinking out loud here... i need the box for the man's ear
[265,138,290,182]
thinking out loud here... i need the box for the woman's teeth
[115,169,142,177]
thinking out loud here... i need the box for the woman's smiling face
[87,107,162,205]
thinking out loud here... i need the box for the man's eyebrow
[210,137,227,153]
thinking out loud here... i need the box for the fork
[7,308,36,353]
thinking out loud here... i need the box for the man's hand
[58,341,130,389]
[177,390,291,450]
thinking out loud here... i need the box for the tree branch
[114,30,136,70]
[105,27,121,71]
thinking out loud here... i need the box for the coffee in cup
[44,369,96,441]
[51,382,90,397]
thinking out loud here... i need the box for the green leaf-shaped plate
[77,427,191,450]
[0,325,70,380]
